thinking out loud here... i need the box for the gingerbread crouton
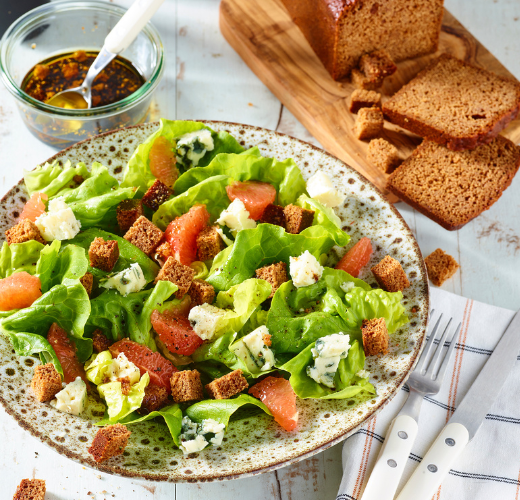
[362,318,389,356]
[259,204,286,227]
[92,329,111,353]
[31,363,62,402]
[170,369,204,403]
[80,272,94,297]
[116,199,143,234]
[155,256,195,298]
[154,241,172,264]
[188,279,215,306]
[425,249,460,287]
[255,262,288,298]
[351,68,381,91]
[196,225,224,261]
[5,219,46,245]
[349,89,382,114]
[359,50,397,82]
[284,204,315,234]
[12,479,46,500]
[141,179,173,211]
[88,237,119,272]
[367,138,402,174]
[371,255,410,292]
[206,369,248,400]
[137,384,169,415]
[124,216,163,256]
[88,423,131,463]
[354,107,384,140]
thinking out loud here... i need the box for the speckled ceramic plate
[0,121,429,482]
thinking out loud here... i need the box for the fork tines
[416,310,462,381]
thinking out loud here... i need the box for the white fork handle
[104,0,165,54]
[360,415,418,500]
[396,423,470,500]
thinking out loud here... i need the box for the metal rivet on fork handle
[387,459,397,468]
[427,464,438,473]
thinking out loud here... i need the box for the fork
[359,312,461,500]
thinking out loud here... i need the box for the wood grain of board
[220,0,520,201]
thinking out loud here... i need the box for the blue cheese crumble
[188,303,226,340]
[51,376,87,416]
[306,171,346,208]
[175,129,214,169]
[289,250,324,288]
[307,333,351,388]
[35,197,81,241]
[101,263,146,296]
[232,325,275,373]
[216,198,256,234]
[179,416,225,454]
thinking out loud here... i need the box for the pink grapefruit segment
[165,204,210,265]
[249,376,298,431]
[0,272,42,311]
[109,338,177,390]
[335,237,373,278]
[151,308,203,356]
[149,136,179,188]
[47,322,87,384]
[225,180,277,220]
[20,192,48,222]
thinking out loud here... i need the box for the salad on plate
[0,119,409,460]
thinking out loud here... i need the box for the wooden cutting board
[220,0,520,201]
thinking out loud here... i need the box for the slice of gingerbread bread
[386,136,520,230]
[383,54,520,151]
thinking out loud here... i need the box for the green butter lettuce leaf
[214,278,272,334]
[279,340,375,399]
[295,194,349,248]
[1,282,90,341]
[191,280,272,377]
[0,281,92,371]
[153,174,231,230]
[86,281,176,349]
[85,350,113,385]
[24,160,90,197]
[0,241,45,278]
[97,372,150,422]
[121,119,244,194]
[207,224,344,292]
[337,287,409,334]
[267,268,407,354]
[116,404,183,446]
[56,163,136,229]
[36,241,89,293]
[174,147,308,206]
[186,394,271,426]
[68,228,159,283]
[7,332,64,378]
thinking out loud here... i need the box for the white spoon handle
[104,0,165,54]
[360,415,418,500]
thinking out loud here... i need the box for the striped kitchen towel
[337,287,519,500]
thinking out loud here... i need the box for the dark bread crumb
[170,369,203,403]
[5,219,46,245]
[155,256,195,299]
[31,363,62,402]
[255,262,288,298]
[424,249,460,286]
[354,107,384,140]
[88,237,119,272]
[349,89,382,114]
[362,318,389,356]
[367,138,402,173]
[205,369,248,399]
[124,216,163,256]
[88,424,131,463]
[371,255,410,292]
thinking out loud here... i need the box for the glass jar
[0,0,164,148]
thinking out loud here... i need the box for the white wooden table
[1,1,519,498]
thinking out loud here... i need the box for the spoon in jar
[46,0,165,110]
